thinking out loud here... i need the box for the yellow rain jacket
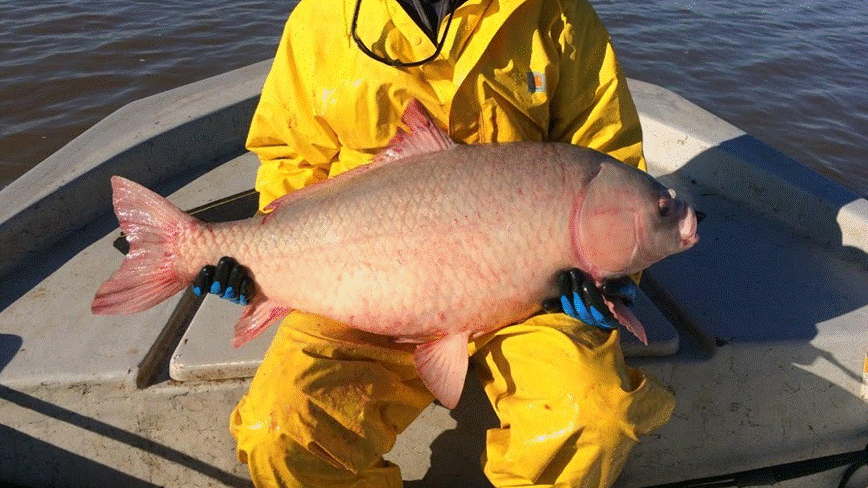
[233,0,674,485]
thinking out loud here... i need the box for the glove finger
[237,278,254,305]
[223,264,245,300]
[567,268,583,293]
[571,291,596,324]
[588,303,616,329]
[212,256,237,295]
[560,294,578,318]
[580,280,615,322]
[556,269,597,324]
[600,278,638,304]
[541,297,562,314]
[557,268,579,297]
[193,265,215,296]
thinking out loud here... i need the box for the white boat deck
[1,63,867,487]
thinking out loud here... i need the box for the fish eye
[658,198,672,217]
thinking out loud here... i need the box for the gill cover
[573,161,697,280]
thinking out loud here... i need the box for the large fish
[92,100,698,408]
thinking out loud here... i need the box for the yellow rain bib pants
[232,0,675,485]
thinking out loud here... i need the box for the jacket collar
[344,0,529,75]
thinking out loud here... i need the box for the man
[205,0,675,485]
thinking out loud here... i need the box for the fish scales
[183,143,594,341]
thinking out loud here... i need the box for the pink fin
[262,100,455,217]
[607,297,648,345]
[232,295,291,348]
[92,176,198,315]
[374,99,456,164]
[414,331,470,409]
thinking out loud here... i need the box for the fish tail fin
[91,176,198,315]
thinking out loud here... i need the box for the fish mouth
[679,206,699,248]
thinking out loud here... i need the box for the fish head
[573,161,699,280]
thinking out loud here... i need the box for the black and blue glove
[542,268,637,330]
[192,256,254,305]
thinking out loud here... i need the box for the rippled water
[1,0,866,195]
[0,0,293,186]
[597,0,868,195]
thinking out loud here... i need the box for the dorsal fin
[263,100,456,218]
[374,99,457,164]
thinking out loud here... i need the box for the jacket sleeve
[246,5,342,212]
[551,0,646,286]
[549,0,647,172]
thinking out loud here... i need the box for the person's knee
[232,395,403,488]
[231,388,387,472]
[476,319,674,486]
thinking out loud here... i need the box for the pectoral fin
[414,332,470,409]
[607,297,648,345]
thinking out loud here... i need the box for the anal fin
[413,331,470,409]
[233,295,291,348]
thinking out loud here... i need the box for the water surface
[1,0,865,195]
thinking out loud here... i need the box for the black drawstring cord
[351,0,456,67]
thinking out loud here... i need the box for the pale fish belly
[238,143,585,340]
